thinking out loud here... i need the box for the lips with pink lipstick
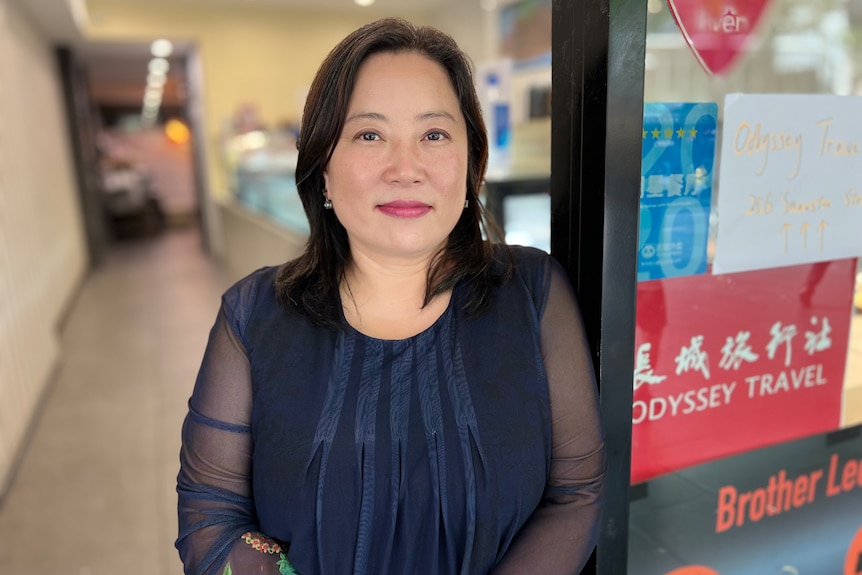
[377,200,432,218]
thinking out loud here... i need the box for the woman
[177,17,605,575]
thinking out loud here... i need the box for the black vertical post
[551,1,646,573]
[57,47,108,267]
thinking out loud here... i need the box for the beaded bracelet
[220,532,299,575]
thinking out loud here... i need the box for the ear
[322,167,330,198]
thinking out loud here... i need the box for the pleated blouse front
[237,252,552,575]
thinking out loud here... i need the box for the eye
[358,132,380,141]
[425,131,448,142]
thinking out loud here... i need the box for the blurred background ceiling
[10,0,462,112]
[12,0,460,45]
[23,0,856,119]
[80,41,191,110]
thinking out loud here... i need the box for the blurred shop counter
[220,150,307,281]
[217,198,306,282]
[234,162,308,234]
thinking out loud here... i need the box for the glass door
[628,2,862,573]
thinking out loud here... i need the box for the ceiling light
[144,93,162,107]
[354,0,374,6]
[150,39,173,58]
[147,73,167,88]
[148,58,170,75]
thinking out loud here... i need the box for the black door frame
[57,47,109,269]
[551,1,647,572]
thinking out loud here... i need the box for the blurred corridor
[0,228,228,575]
[3,0,862,572]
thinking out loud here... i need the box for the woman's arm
[492,258,606,575]
[176,305,298,575]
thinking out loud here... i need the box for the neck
[343,249,434,308]
[340,247,451,339]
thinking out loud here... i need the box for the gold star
[689,128,698,139]
[677,128,686,138]
[651,128,661,139]
[664,129,673,139]
[643,129,647,139]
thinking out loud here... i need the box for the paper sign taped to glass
[638,102,717,281]
[713,94,862,275]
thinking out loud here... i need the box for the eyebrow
[417,111,458,123]
[343,111,459,124]
[344,112,387,124]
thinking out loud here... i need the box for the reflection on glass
[630,1,862,573]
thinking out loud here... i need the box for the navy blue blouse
[177,246,604,575]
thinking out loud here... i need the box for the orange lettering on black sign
[715,468,821,533]
[665,566,720,575]
[846,526,862,575]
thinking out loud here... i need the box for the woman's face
[323,51,469,264]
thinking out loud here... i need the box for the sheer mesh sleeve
[176,304,295,575]
[492,258,606,575]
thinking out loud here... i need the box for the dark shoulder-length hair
[275,17,512,329]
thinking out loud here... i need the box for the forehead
[348,51,460,105]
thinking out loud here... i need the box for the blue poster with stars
[639,102,717,281]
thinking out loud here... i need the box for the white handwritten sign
[713,94,862,274]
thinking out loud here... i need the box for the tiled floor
[0,227,229,575]
[0,224,859,575]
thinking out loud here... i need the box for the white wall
[0,0,88,493]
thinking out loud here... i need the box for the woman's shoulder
[489,243,555,313]
[488,243,549,275]
[221,265,282,337]
[498,243,553,282]
[506,244,551,267]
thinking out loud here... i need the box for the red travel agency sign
[632,259,856,484]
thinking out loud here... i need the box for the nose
[386,139,423,185]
